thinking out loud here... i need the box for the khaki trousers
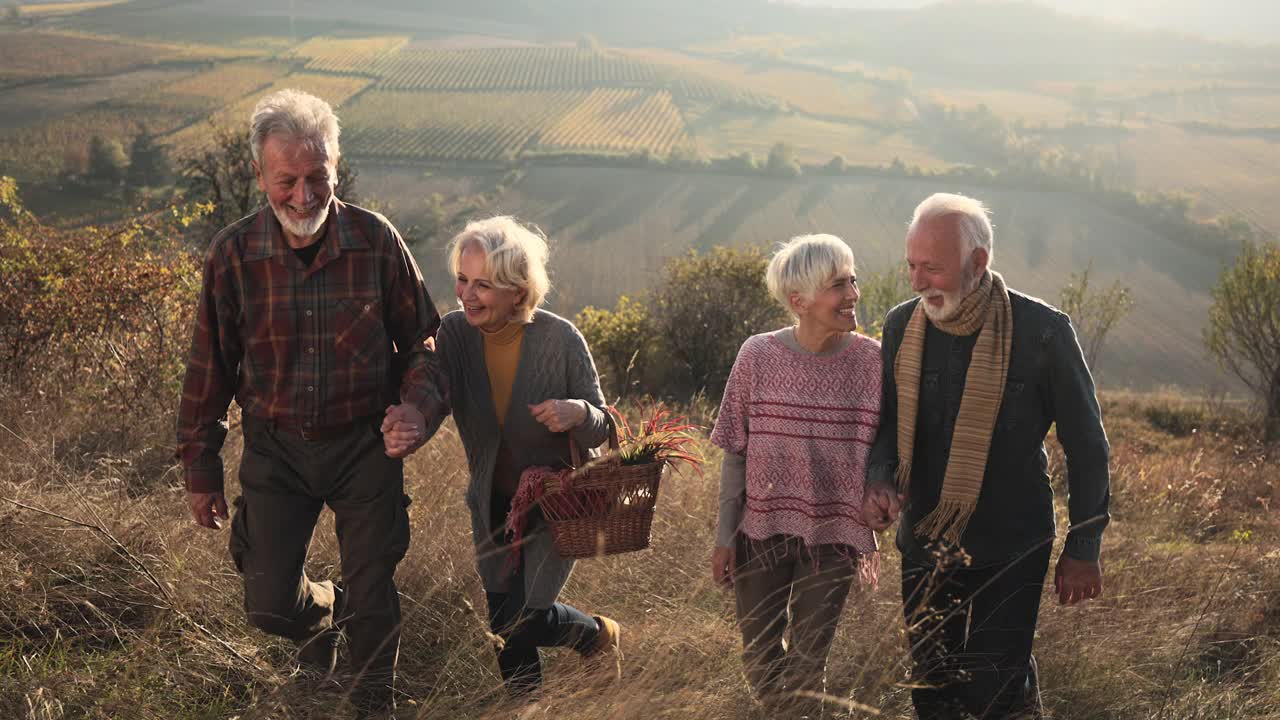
[732,533,858,712]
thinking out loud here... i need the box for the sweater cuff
[866,462,897,492]
[184,463,225,494]
[1063,533,1103,562]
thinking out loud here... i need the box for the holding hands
[381,403,428,458]
[861,483,905,531]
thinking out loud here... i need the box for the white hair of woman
[765,233,857,317]
[447,215,552,324]
[907,192,994,265]
[249,88,341,164]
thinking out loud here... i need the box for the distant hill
[360,164,1233,392]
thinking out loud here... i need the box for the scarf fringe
[912,497,975,546]
[894,459,913,495]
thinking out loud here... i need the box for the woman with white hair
[385,215,620,696]
[709,233,882,710]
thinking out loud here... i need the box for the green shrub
[857,264,913,339]
[576,294,654,400]
[0,178,203,428]
[648,246,788,401]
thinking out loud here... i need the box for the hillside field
[357,164,1231,392]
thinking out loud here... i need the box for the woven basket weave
[539,417,664,559]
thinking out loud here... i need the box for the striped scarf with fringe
[894,270,1013,546]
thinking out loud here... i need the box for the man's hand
[711,545,735,589]
[861,483,904,531]
[1054,555,1103,605]
[188,491,228,529]
[381,403,426,458]
[529,399,588,433]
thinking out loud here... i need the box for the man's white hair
[765,233,856,318]
[249,88,341,165]
[907,192,994,264]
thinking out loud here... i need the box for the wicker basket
[539,417,664,559]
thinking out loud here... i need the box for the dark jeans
[229,415,411,713]
[902,542,1052,720]
[484,494,599,695]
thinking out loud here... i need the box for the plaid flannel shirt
[176,198,448,493]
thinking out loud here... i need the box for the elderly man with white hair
[175,88,447,717]
[710,233,882,714]
[862,193,1110,719]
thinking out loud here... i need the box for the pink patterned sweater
[711,331,882,556]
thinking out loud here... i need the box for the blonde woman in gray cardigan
[385,215,620,696]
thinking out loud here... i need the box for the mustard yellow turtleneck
[482,321,525,428]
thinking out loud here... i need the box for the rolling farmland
[163,73,373,154]
[0,30,250,85]
[292,35,411,74]
[0,106,192,181]
[154,62,292,108]
[342,90,587,161]
[533,89,693,157]
[374,47,656,90]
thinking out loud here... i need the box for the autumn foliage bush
[0,177,202,435]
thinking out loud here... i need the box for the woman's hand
[711,545,735,589]
[381,403,425,458]
[528,399,588,433]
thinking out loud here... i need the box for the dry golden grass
[0,381,1276,719]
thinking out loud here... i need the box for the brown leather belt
[248,415,377,442]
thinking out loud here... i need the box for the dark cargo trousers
[229,415,411,713]
[901,543,1052,720]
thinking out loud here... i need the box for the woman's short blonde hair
[447,215,551,324]
[765,233,856,317]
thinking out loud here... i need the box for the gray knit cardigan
[437,308,610,607]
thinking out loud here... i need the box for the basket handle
[569,407,620,469]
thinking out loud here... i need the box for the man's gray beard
[271,200,329,240]
[920,262,978,322]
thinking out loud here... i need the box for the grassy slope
[0,390,1275,719]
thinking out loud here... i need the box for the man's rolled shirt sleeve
[1049,312,1111,562]
[175,246,240,494]
[384,225,449,430]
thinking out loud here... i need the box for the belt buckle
[299,425,315,441]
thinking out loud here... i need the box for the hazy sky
[780,0,1280,44]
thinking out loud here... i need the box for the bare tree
[1205,240,1280,443]
[1058,260,1134,371]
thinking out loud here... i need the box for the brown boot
[296,583,343,677]
[580,615,622,683]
